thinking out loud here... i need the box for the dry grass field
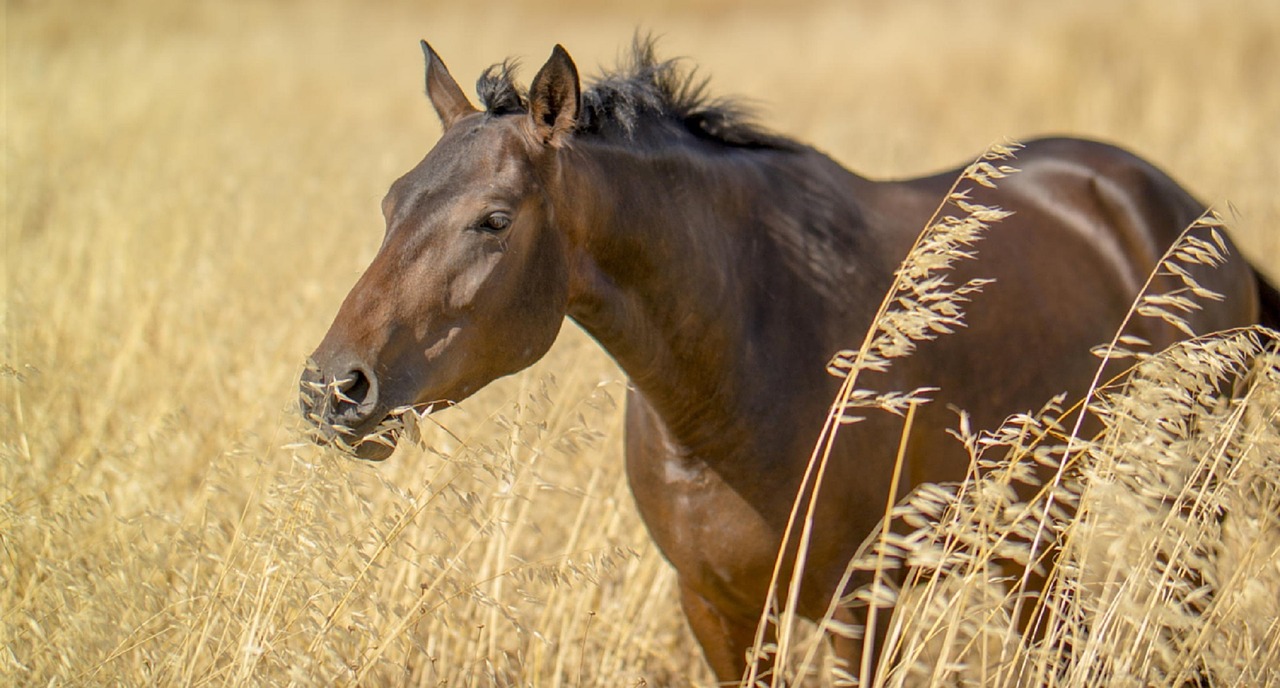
[4,0,1279,685]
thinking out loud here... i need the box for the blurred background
[4,0,1278,684]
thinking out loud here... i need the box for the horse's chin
[352,437,396,462]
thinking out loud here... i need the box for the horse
[300,39,1280,683]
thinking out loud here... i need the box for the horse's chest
[634,456,777,600]
[623,396,781,608]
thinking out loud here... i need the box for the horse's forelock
[476,59,527,116]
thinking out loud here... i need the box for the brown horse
[301,40,1280,683]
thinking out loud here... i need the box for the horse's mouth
[299,360,454,462]
[305,401,454,462]
[302,412,399,461]
[298,393,396,462]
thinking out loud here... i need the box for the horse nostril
[333,367,378,418]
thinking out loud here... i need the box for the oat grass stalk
[744,143,1021,687]
[1011,211,1238,651]
[825,210,1279,687]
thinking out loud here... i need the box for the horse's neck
[559,139,880,458]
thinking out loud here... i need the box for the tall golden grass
[4,0,1278,685]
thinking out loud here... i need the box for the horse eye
[479,212,512,232]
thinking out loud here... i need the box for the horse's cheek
[443,250,503,313]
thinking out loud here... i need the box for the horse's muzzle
[298,360,394,460]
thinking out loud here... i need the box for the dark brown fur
[301,40,1276,683]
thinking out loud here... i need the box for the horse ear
[421,40,478,130]
[528,45,580,147]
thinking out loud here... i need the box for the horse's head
[301,42,582,460]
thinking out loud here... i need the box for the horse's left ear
[528,45,580,147]
[421,40,478,130]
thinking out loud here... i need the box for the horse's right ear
[421,40,478,130]
[527,45,580,147]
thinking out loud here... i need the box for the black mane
[475,38,799,151]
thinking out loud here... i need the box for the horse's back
[858,138,1263,479]
[905,137,1260,338]
[1006,137,1259,336]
